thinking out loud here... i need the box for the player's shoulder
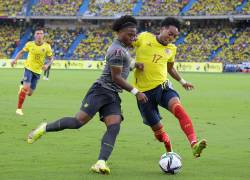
[138,31,154,38]
[167,43,177,50]
[26,41,34,46]
[43,42,52,48]
[108,41,126,55]
[108,47,126,59]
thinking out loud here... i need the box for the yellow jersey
[133,32,177,92]
[23,41,53,74]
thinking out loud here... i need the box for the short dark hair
[112,15,137,32]
[35,27,44,32]
[160,17,181,31]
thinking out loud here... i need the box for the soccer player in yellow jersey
[11,27,53,116]
[132,17,207,158]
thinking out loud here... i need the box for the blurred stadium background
[0,0,250,72]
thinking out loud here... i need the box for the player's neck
[156,35,168,46]
[116,38,127,48]
[35,40,44,46]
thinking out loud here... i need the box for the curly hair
[35,26,44,32]
[112,15,137,32]
[160,17,181,31]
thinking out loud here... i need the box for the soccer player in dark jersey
[27,15,147,174]
[132,17,207,158]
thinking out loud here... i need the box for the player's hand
[136,92,148,103]
[182,82,194,91]
[42,64,49,71]
[135,62,144,71]
[11,60,17,67]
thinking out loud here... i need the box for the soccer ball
[159,152,182,174]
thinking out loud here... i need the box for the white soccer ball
[159,152,182,174]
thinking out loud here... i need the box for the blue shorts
[137,82,179,127]
[22,68,40,90]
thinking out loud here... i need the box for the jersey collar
[115,39,127,48]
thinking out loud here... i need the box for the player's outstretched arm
[11,50,25,67]
[110,66,148,103]
[167,62,194,90]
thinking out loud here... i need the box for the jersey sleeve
[23,42,31,52]
[132,32,147,48]
[46,44,53,57]
[168,45,177,63]
[107,48,125,67]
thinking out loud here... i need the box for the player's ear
[160,26,165,33]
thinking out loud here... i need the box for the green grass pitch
[0,69,250,180]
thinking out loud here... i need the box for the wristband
[130,59,136,69]
[130,88,139,95]
[179,78,187,85]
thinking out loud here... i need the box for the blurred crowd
[242,1,250,15]
[177,26,232,62]
[0,0,26,16]
[84,0,136,16]
[31,0,82,16]
[1,0,249,16]
[139,0,187,16]
[45,27,83,59]
[0,20,249,63]
[217,27,250,62]
[73,25,114,60]
[186,0,242,16]
[0,23,22,59]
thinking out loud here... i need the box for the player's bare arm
[11,50,25,67]
[135,62,144,71]
[42,56,53,71]
[111,65,148,102]
[167,62,194,90]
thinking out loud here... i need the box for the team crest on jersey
[146,42,152,46]
[165,49,172,55]
[41,48,45,52]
